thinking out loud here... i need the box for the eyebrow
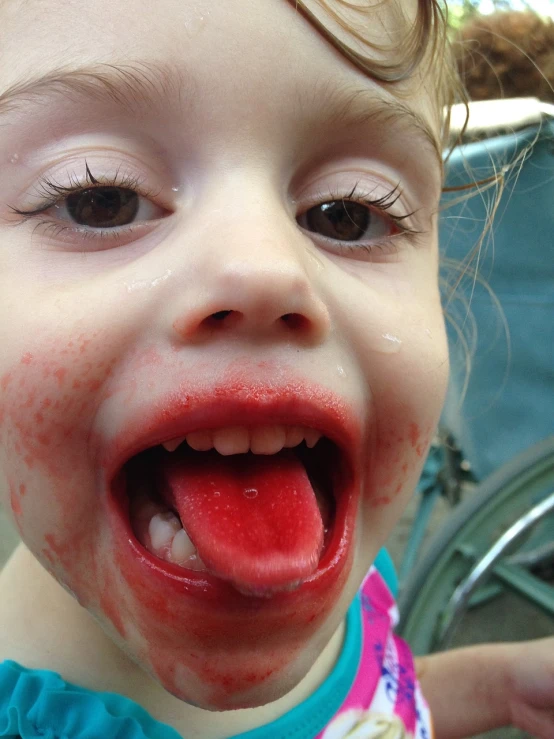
[0,61,188,119]
[0,61,442,171]
[300,80,443,171]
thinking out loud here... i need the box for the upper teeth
[161,426,322,456]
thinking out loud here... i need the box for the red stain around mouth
[0,336,361,707]
[100,378,359,706]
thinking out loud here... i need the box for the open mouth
[117,426,344,597]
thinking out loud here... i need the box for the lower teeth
[130,491,207,571]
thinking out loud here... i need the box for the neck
[0,544,345,739]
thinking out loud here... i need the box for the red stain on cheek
[44,533,63,557]
[409,422,431,458]
[9,481,22,517]
[371,419,432,506]
[409,422,421,448]
[54,367,67,386]
[0,335,118,606]
[371,495,391,507]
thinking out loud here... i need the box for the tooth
[170,529,207,571]
[187,552,207,571]
[186,430,214,451]
[162,437,185,452]
[170,527,197,563]
[212,426,250,456]
[250,425,286,455]
[149,512,181,552]
[284,426,305,448]
[304,428,322,448]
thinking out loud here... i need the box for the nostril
[200,310,242,331]
[280,313,308,331]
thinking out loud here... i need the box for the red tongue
[158,449,324,593]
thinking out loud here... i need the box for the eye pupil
[67,187,139,228]
[305,200,370,241]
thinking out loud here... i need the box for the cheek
[358,312,449,512]
[0,332,119,598]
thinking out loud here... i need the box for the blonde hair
[288,0,466,146]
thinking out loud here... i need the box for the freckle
[19,483,26,496]
[21,353,33,365]
[1,373,12,390]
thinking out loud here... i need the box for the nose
[171,216,331,345]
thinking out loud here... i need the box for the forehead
[0,0,441,173]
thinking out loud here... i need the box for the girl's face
[0,0,447,711]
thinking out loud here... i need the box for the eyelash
[9,162,160,245]
[302,182,418,255]
[9,164,419,254]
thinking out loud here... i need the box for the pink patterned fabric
[316,568,434,739]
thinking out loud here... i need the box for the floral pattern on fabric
[315,568,433,739]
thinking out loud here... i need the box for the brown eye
[64,187,139,228]
[299,199,391,244]
[304,200,369,241]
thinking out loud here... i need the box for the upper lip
[99,382,359,486]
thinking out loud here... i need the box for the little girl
[0,0,552,737]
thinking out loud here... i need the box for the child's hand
[508,637,554,738]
